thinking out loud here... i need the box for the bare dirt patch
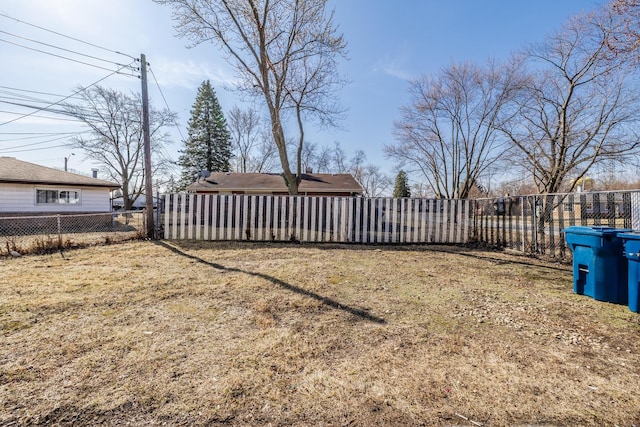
[1,240,639,426]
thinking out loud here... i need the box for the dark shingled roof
[0,157,120,188]
[187,172,363,194]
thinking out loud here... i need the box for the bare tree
[253,134,279,172]
[298,141,333,173]
[300,140,366,174]
[156,0,347,194]
[609,0,640,60]
[228,106,277,172]
[357,164,392,197]
[347,148,363,177]
[500,9,640,194]
[387,60,520,199]
[330,141,349,173]
[316,146,333,173]
[298,140,388,194]
[228,106,260,172]
[65,85,176,210]
[326,144,391,197]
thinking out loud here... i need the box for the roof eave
[0,178,120,189]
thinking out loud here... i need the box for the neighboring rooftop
[188,172,363,195]
[0,157,119,188]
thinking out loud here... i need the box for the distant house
[187,172,363,196]
[0,157,119,215]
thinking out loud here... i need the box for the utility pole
[140,53,155,238]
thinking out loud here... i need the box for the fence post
[57,215,62,247]
[155,191,161,238]
[531,196,539,253]
[626,192,635,229]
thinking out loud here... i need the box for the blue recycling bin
[564,226,631,304]
[618,232,640,313]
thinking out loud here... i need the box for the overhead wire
[0,29,136,70]
[0,12,137,61]
[0,85,87,101]
[0,133,86,152]
[149,65,186,143]
[0,37,139,76]
[0,95,146,124]
[0,132,88,153]
[0,60,139,127]
[0,14,142,128]
[0,132,80,141]
[0,143,69,153]
[0,108,86,123]
[0,98,108,122]
[0,12,185,170]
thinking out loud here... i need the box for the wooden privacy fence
[161,194,472,244]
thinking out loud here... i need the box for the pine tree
[393,170,411,198]
[177,80,231,190]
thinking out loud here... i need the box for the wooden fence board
[162,194,471,244]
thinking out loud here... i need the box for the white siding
[0,183,112,213]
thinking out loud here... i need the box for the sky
[0,0,603,189]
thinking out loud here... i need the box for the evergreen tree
[177,80,231,190]
[393,170,411,198]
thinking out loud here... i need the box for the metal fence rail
[473,191,636,259]
[0,211,145,256]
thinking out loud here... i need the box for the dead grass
[1,229,143,257]
[1,240,639,426]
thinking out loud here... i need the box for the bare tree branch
[387,60,520,199]
[64,86,176,210]
[156,0,347,194]
[500,8,640,194]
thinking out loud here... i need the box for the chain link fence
[0,211,146,256]
[473,191,636,260]
[4,191,638,260]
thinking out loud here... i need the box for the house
[187,172,363,196]
[0,157,120,215]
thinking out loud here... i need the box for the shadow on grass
[431,247,572,273]
[304,241,572,273]
[154,240,386,325]
[169,239,571,272]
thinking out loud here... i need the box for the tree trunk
[269,108,300,195]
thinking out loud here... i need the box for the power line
[0,108,85,123]
[0,12,137,61]
[0,133,84,152]
[0,85,86,101]
[0,132,79,135]
[0,29,133,70]
[0,95,143,123]
[0,37,139,76]
[0,143,68,153]
[0,132,83,152]
[0,98,107,122]
[149,65,186,143]
[0,60,138,127]
[0,132,79,142]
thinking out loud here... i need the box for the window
[59,190,79,204]
[36,189,80,205]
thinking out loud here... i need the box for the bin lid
[563,226,632,236]
[617,231,640,240]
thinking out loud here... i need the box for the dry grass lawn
[1,240,639,426]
